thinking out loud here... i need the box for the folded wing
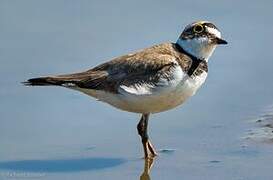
[25,43,187,96]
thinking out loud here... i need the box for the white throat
[176,37,216,61]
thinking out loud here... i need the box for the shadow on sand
[0,157,125,173]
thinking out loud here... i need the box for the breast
[92,72,207,114]
[147,72,208,113]
[75,63,207,114]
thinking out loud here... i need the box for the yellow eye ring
[193,24,204,33]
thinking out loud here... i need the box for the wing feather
[45,43,189,94]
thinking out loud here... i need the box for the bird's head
[176,21,227,61]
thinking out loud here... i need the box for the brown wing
[25,43,191,93]
[70,43,184,92]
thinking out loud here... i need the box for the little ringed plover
[24,21,227,158]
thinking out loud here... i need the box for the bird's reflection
[140,157,155,180]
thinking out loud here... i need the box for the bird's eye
[193,24,204,33]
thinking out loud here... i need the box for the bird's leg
[137,114,157,158]
[137,114,149,158]
[147,141,157,156]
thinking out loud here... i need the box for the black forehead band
[203,23,219,30]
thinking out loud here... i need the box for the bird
[24,21,227,158]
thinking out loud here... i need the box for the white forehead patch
[207,27,221,38]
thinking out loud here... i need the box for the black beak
[215,37,228,45]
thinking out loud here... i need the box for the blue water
[1,0,273,179]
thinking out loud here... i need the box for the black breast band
[175,43,206,76]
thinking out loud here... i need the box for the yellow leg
[137,114,157,158]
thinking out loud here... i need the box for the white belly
[77,72,207,114]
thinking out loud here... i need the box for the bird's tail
[22,77,66,86]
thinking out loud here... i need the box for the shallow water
[1,0,273,179]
